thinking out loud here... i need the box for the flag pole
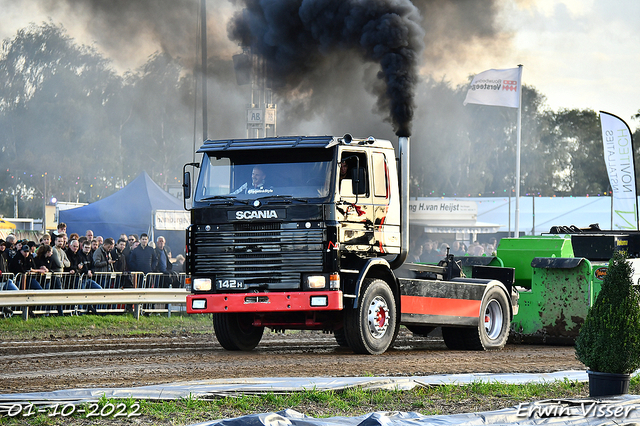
[514,64,523,238]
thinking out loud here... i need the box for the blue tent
[59,172,187,255]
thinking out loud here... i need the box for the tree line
[0,23,638,220]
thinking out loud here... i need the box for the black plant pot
[588,370,630,397]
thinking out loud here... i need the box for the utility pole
[201,0,208,141]
[43,173,47,231]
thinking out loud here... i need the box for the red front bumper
[186,291,343,314]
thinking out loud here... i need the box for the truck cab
[185,135,515,354]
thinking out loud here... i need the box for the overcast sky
[1,0,639,129]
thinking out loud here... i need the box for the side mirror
[183,171,191,200]
[350,168,359,194]
[352,168,367,195]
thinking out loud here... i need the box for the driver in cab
[232,166,273,195]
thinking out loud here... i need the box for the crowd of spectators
[408,236,499,264]
[0,223,185,315]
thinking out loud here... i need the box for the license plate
[216,279,246,290]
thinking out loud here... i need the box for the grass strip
[0,313,213,340]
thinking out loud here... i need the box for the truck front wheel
[344,278,397,355]
[213,313,264,351]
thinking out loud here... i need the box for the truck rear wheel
[344,278,397,355]
[471,287,510,350]
[442,287,509,351]
[213,313,264,351]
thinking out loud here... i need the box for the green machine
[460,233,632,344]
[498,233,631,343]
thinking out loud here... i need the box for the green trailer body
[427,234,639,344]
[491,235,640,343]
[496,236,574,289]
[511,257,594,343]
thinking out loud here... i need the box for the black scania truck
[184,135,518,354]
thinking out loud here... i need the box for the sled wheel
[344,278,397,355]
[213,313,264,351]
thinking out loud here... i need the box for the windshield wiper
[257,195,308,204]
[199,195,249,205]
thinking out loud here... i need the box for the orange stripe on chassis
[401,295,481,318]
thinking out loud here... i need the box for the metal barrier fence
[0,273,15,291]
[0,272,190,319]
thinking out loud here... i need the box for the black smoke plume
[228,0,425,137]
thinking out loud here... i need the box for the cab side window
[372,152,389,198]
[340,152,369,197]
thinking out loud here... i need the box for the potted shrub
[575,251,640,397]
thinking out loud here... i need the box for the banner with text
[154,209,190,231]
[463,67,521,108]
[600,111,638,230]
[409,200,477,223]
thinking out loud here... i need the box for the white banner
[463,67,521,108]
[409,200,477,222]
[600,111,638,230]
[154,210,190,230]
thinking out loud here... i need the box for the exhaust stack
[390,136,409,269]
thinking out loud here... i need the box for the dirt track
[0,329,585,395]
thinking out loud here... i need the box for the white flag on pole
[600,111,638,230]
[463,67,521,108]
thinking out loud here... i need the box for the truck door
[337,150,375,253]
[371,151,400,255]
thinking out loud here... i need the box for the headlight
[306,275,326,289]
[193,278,212,291]
[192,299,206,310]
[310,295,328,307]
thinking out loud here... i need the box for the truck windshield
[194,150,334,202]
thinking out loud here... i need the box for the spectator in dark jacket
[123,234,137,264]
[3,235,17,262]
[0,240,18,291]
[9,245,44,289]
[0,240,8,274]
[66,240,82,274]
[67,239,101,288]
[78,240,95,275]
[154,236,172,274]
[155,236,177,288]
[112,238,128,273]
[130,233,157,274]
[34,245,63,315]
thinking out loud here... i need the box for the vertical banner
[600,111,639,230]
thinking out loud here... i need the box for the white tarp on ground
[191,397,640,426]
[3,372,640,426]
[0,371,590,404]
